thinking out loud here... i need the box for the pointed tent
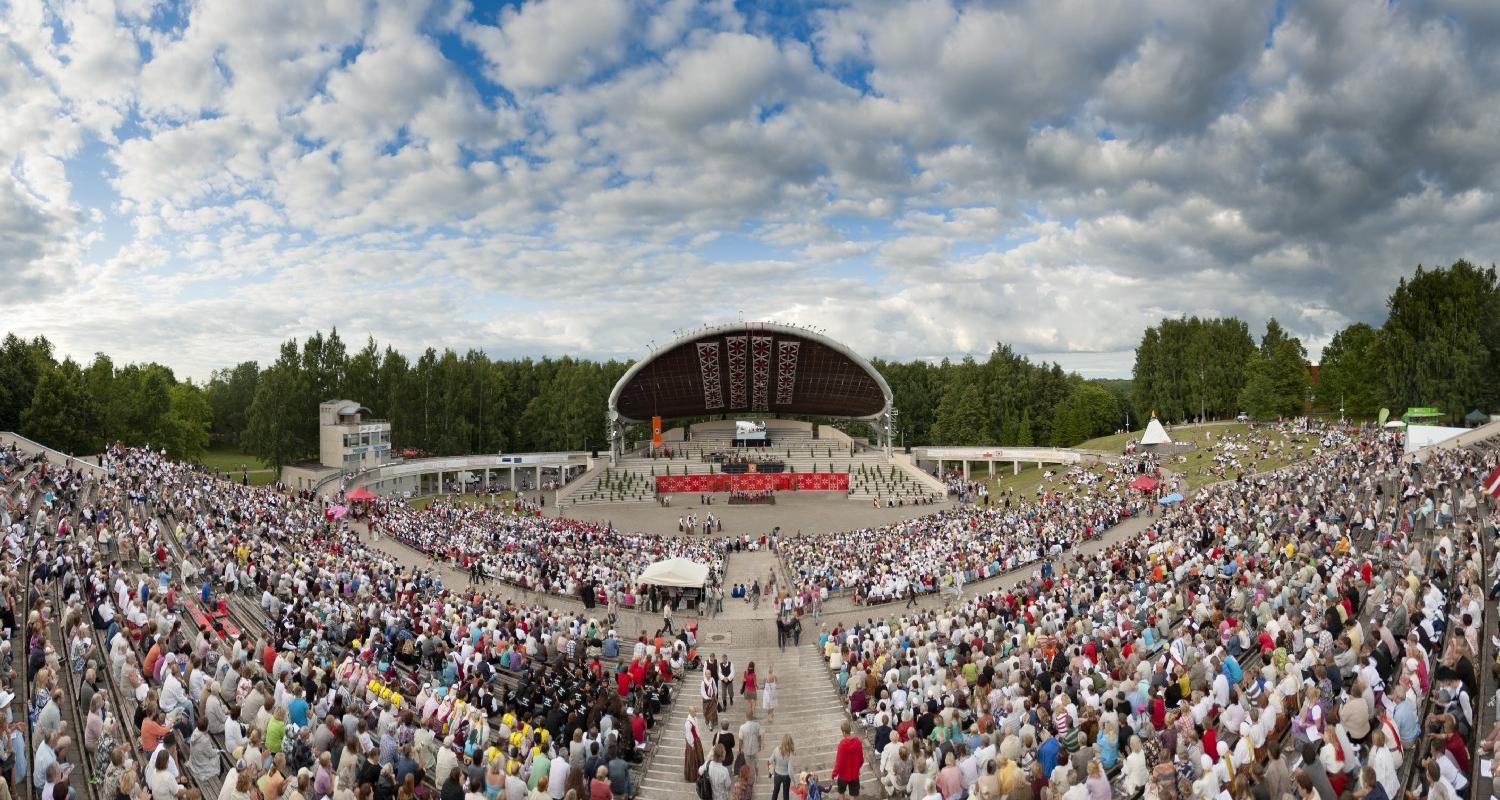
[1140,417,1172,446]
[346,486,376,502]
[1466,409,1489,426]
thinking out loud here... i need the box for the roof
[637,557,710,588]
[609,322,893,423]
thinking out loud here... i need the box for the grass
[194,447,278,485]
[1080,422,1321,490]
[408,491,518,511]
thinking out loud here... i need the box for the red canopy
[346,486,376,502]
[1129,475,1159,491]
[1483,465,1500,497]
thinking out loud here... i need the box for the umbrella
[1159,492,1185,505]
[346,486,376,501]
[329,505,349,519]
[1130,475,1159,491]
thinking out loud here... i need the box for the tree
[205,361,260,447]
[1050,381,1121,446]
[1379,260,1500,418]
[21,358,100,455]
[1316,322,1382,418]
[242,341,312,470]
[931,383,987,445]
[0,334,56,432]
[166,382,212,460]
[1238,319,1309,419]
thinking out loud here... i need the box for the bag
[696,772,714,800]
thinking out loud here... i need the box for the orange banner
[651,416,663,448]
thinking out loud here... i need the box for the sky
[3,0,1499,382]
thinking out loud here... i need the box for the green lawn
[1078,423,1320,490]
[195,448,278,486]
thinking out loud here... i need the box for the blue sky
[2,0,1499,380]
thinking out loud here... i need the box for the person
[761,672,778,722]
[832,721,863,799]
[587,765,610,800]
[742,663,758,719]
[731,763,754,800]
[769,736,795,800]
[662,602,674,635]
[683,709,705,784]
[701,672,720,728]
[698,744,731,800]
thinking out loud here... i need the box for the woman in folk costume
[683,707,706,782]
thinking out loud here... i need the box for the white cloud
[2,0,1500,380]
[461,0,631,90]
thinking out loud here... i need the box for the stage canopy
[608,322,893,423]
[637,557,711,589]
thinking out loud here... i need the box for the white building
[281,399,392,491]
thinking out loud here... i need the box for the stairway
[639,642,882,798]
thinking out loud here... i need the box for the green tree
[242,341,312,469]
[1239,319,1309,419]
[931,383,987,444]
[0,334,56,432]
[1050,381,1122,446]
[1379,260,1500,418]
[204,361,260,447]
[166,382,212,460]
[1316,322,1383,418]
[21,358,100,455]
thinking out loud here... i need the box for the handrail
[0,432,107,476]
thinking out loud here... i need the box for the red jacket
[833,736,864,781]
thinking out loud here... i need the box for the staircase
[639,643,882,798]
[846,461,941,503]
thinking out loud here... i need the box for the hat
[0,691,14,708]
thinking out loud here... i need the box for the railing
[0,431,108,475]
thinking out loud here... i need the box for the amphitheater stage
[545,491,954,538]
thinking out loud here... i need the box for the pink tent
[1129,475,1158,491]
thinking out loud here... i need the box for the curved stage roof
[609,323,893,423]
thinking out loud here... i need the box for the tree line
[1132,259,1500,423]
[2,260,1492,467]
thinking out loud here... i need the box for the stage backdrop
[655,472,849,493]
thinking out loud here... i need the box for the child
[791,772,826,800]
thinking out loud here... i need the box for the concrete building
[281,400,393,491]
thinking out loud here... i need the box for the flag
[651,416,662,449]
[1483,465,1500,498]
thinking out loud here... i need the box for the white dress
[761,677,778,713]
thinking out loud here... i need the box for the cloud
[4,0,1500,380]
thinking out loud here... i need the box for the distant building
[281,400,392,491]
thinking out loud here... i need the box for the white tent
[1404,424,1468,453]
[1140,417,1172,446]
[637,557,710,589]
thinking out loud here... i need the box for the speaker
[591,449,599,458]
[904,445,912,455]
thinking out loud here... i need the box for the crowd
[818,425,1499,800]
[0,440,701,800]
[780,458,1160,604]
[369,499,728,609]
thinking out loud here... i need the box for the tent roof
[637,557,710,589]
[1140,418,1172,445]
[346,486,376,501]
[1466,409,1489,423]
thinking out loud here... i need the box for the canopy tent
[1404,424,1469,454]
[346,486,376,501]
[637,557,710,589]
[1466,409,1489,426]
[1140,418,1172,446]
[1159,492,1185,505]
[1129,475,1159,491]
[1383,420,1406,429]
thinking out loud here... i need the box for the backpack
[696,772,713,800]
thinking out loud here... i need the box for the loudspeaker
[591,449,599,458]
[904,445,912,455]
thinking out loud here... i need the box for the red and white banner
[655,472,850,493]
[1483,465,1500,497]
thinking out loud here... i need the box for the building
[280,400,393,491]
[318,400,392,471]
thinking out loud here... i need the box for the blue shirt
[1393,697,1421,742]
[287,697,310,727]
[1038,737,1061,778]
